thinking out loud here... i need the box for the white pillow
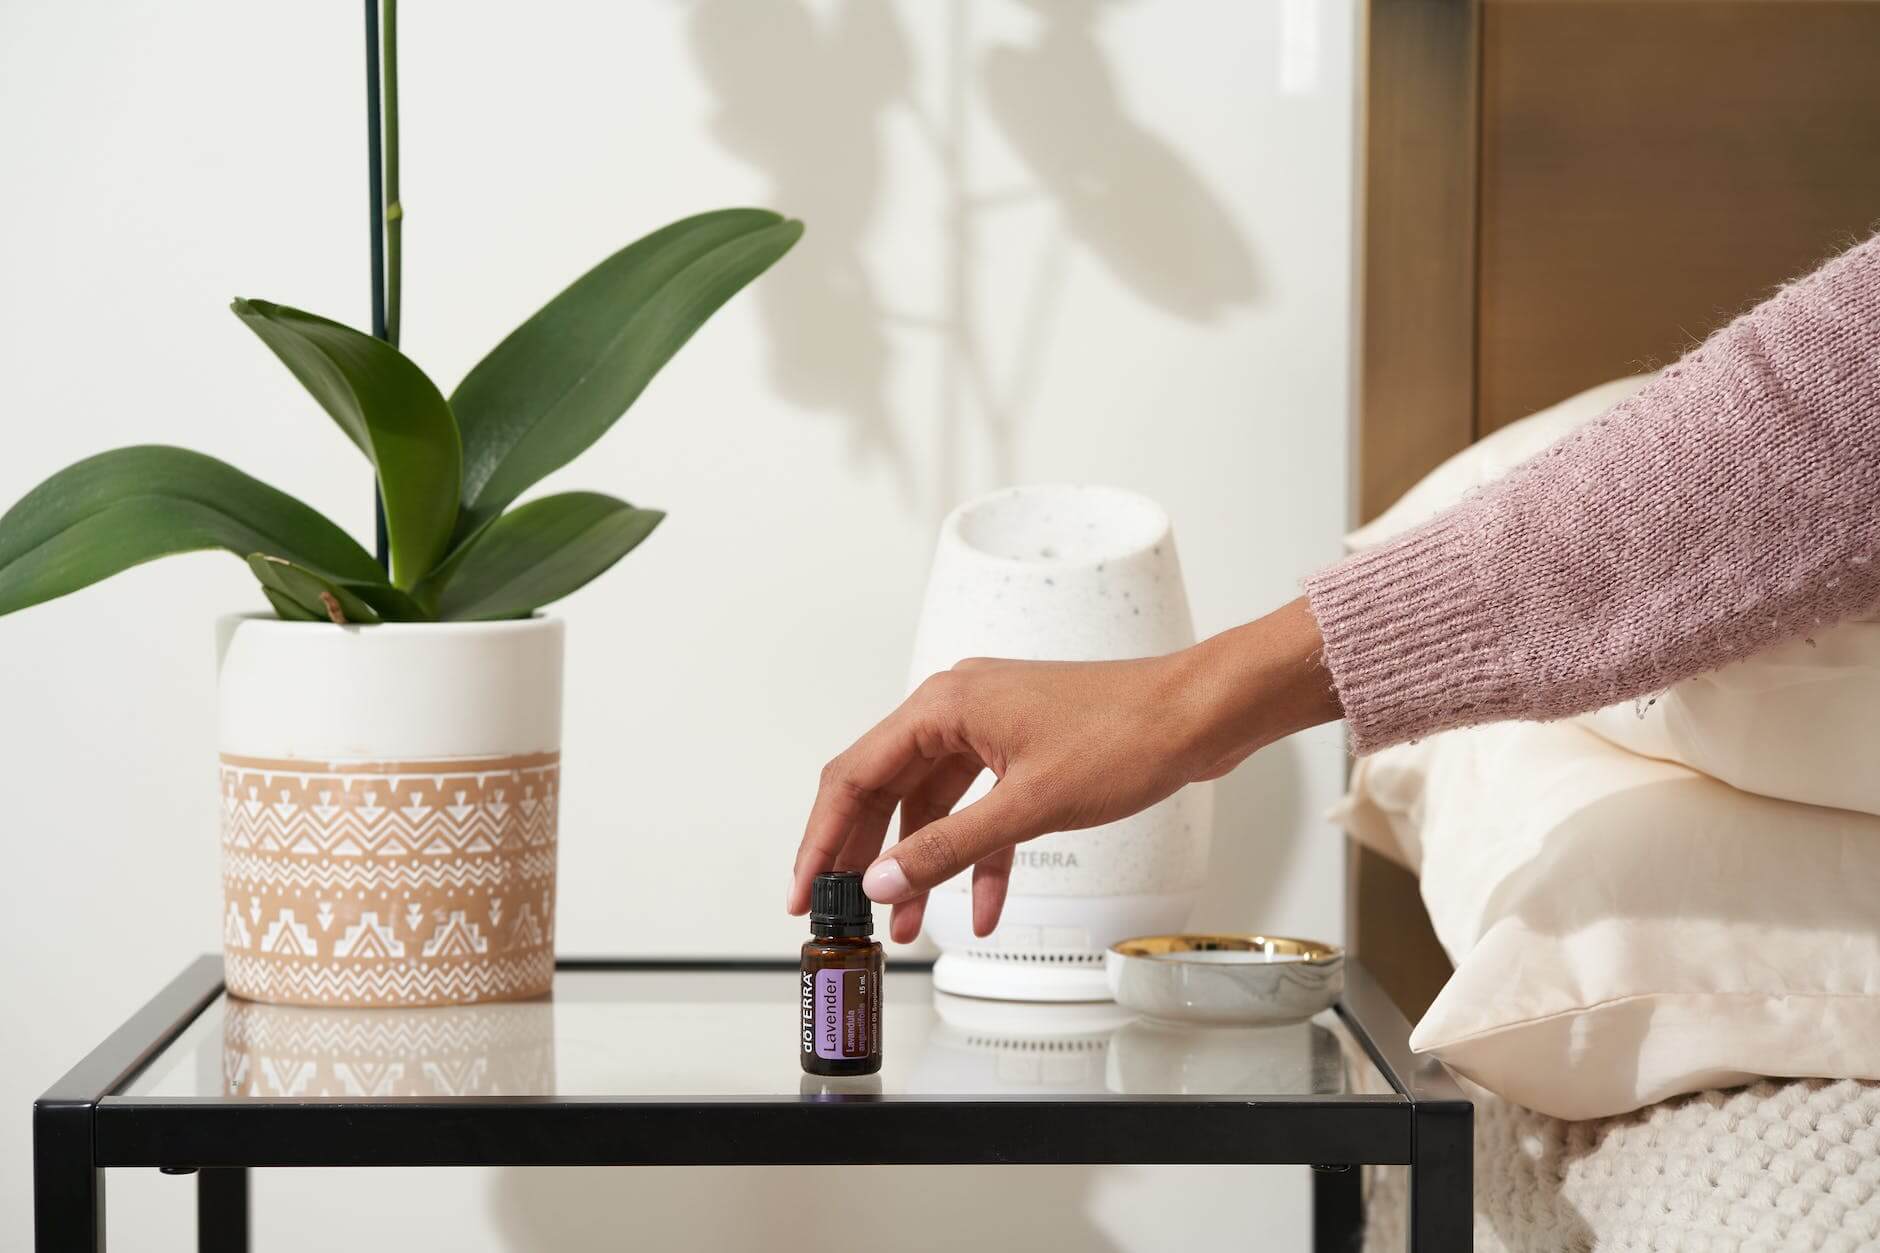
[1346,374,1880,819]
[1334,719,1880,1121]
[1581,624,1880,818]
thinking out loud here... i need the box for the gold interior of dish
[1110,934,1343,963]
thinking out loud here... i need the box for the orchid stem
[384,0,401,350]
[364,0,399,570]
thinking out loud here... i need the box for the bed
[1350,1,1880,1246]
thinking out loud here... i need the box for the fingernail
[862,858,911,902]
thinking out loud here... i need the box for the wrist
[1180,596,1341,767]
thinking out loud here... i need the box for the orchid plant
[0,212,800,624]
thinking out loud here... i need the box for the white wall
[0,1,1357,1248]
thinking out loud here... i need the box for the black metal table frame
[34,956,1470,1252]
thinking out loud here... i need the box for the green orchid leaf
[341,580,430,623]
[261,586,324,622]
[427,492,664,622]
[232,297,461,588]
[246,554,383,624]
[449,208,802,535]
[0,446,381,617]
[245,555,431,624]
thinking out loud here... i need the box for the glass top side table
[35,958,1470,1252]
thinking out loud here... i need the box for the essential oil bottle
[800,871,884,1076]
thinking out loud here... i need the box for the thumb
[861,780,1041,904]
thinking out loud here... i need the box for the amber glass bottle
[800,871,884,1076]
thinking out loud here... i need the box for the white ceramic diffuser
[908,484,1213,1001]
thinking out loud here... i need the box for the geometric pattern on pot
[220,998,557,1096]
[221,752,558,1008]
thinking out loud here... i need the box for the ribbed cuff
[1303,508,1512,755]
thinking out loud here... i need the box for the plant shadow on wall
[688,0,1261,519]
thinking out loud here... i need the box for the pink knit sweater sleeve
[1305,234,1880,755]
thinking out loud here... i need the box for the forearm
[1308,234,1880,754]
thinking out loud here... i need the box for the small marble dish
[1106,934,1345,1026]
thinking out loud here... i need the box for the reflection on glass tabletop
[121,966,1390,1101]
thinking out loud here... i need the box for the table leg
[34,1104,103,1252]
[1312,1164,1363,1253]
[198,1168,249,1253]
[1409,1102,1471,1252]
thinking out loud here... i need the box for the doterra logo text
[800,971,814,1053]
[1015,849,1079,869]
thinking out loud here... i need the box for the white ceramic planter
[216,616,564,1008]
[907,485,1214,1001]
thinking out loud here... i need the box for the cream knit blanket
[1363,1079,1880,1251]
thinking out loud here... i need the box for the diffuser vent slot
[962,1036,1109,1053]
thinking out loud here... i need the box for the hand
[787,596,1340,943]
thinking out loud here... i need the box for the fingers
[971,845,1016,936]
[898,756,985,843]
[829,754,941,874]
[881,755,984,943]
[790,705,926,915]
[863,776,1042,904]
[889,894,927,945]
[791,672,977,914]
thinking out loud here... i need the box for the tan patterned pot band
[220,752,558,1008]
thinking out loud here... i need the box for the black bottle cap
[810,871,873,937]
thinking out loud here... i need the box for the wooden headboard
[1351,0,1880,1018]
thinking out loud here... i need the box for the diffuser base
[932,952,1111,1002]
[923,888,1199,1003]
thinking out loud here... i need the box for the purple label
[803,967,874,1060]
[814,969,847,1059]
